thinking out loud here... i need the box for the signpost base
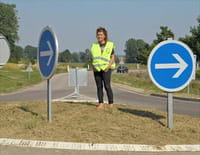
[167,92,173,129]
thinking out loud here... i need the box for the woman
[91,27,115,109]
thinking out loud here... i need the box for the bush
[196,69,200,80]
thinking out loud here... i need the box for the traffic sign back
[0,35,10,68]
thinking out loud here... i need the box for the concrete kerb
[0,138,199,152]
[52,95,98,103]
[53,99,98,103]
[151,93,200,102]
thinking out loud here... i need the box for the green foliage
[71,52,80,62]
[152,26,174,47]
[196,69,200,79]
[115,55,120,64]
[9,45,23,63]
[23,45,37,64]
[137,49,150,65]
[58,49,72,63]
[59,48,90,63]
[135,26,174,64]
[179,16,200,61]
[0,2,19,62]
[124,39,149,63]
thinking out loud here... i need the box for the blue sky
[2,0,200,55]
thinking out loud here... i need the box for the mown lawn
[0,101,199,145]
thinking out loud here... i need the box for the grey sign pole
[47,79,52,122]
[75,67,79,95]
[167,92,173,129]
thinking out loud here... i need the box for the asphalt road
[0,72,199,117]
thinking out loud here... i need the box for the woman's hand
[104,67,110,72]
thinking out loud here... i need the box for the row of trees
[124,17,200,64]
[58,49,90,63]
[9,44,92,64]
[1,2,199,65]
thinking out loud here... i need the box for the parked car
[117,65,128,73]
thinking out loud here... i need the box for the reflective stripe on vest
[92,56,110,63]
[91,41,115,71]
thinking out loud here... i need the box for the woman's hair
[96,27,108,42]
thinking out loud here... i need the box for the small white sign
[26,65,33,72]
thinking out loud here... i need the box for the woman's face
[96,31,106,43]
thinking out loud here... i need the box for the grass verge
[0,101,199,145]
[0,66,42,94]
[112,71,200,98]
[0,63,86,94]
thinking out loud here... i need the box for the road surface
[0,72,199,117]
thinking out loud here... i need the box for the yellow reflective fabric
[91,41,115,71]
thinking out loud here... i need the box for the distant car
[117,65,128,73]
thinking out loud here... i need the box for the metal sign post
[148,39,195,129]
[74,67,80,96]
[167,92,173,129]
[65,67,88,98]
[47,79,52,122]
[38,26,58,122]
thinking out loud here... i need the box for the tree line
[8,44,92,64]
[0,2,199,65]
[124,20,200,64]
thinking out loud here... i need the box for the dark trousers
[93,69,113,104]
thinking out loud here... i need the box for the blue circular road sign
[148,40,195,92]
[38,26,58,79]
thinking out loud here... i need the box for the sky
[1,0,200,55]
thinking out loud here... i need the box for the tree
[152,26,174,48]
[124,38,149,63]
[79,51,87,62]
[115,55,120,64]
[137,49,150,65]
[139,26,175,64]
[24,45,37,64]
[179,17,200,61]
[58,49,72,63]
[9,45,23,63]
[72,52,80,62]
[0,2,19,62]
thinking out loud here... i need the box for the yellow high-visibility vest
[91,41,115,71]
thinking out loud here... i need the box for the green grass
[116,63,147,70]
[0,69,42,94]
[0,63,87,94]
[112,70,200,98]
[0,63,42,94]
[0,101,199,145]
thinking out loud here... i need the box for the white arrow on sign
[40,41,53,66]
[155,53,188,78]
